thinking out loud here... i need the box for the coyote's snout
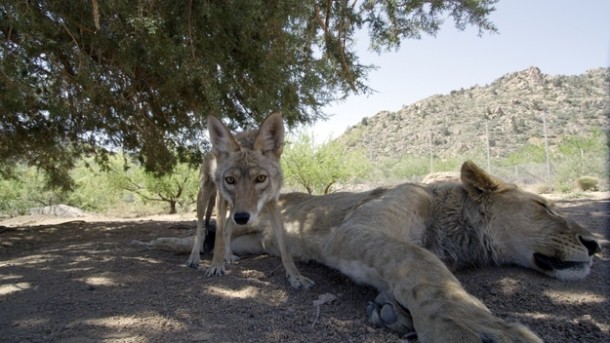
[186,112,314,289]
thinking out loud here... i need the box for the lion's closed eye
[535,200,557,215]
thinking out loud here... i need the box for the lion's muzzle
[579,236,601,256]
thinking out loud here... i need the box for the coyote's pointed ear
[254,112,285,159]
[207,115,240,157]
[460,160,502,200]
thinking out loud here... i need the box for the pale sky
[304,0,610,142]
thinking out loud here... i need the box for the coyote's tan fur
[186,112,314,289]
[143,160,600,342]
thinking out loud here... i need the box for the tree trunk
[169,200,177,214]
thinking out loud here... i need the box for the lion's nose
[233,212,250,225]
[579,236,601,256]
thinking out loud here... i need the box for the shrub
[576,176,599,191]
[536,184,553,194]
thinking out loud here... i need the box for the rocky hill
[339,67,609,161]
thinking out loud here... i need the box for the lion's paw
[367,292,541,343]
[367,292,415,336]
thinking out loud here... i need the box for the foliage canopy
[0,0,497,187]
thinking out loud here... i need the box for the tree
[0,1,498,187]
[0,165,61,215]
[108,156,198,214]
[283,132,370,194]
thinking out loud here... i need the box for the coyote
[186,112,314,289]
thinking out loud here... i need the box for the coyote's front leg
[186,186,207,268]
[206,197,228,276]
[267,202,314,289]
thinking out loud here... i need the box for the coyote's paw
[205,263,226,277]
[287,273,315,289]
[186,255,200,269]
[367,292,414,336]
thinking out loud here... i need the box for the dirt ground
[0,193,608,343]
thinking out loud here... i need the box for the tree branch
[313,1,358,92]
[323,180,336,195]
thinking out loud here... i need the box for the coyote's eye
[225,176,236,185]
[255,175,267,183]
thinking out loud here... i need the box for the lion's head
[461,160,601,280]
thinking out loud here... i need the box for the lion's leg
[135,237,195,254]
[324,225,542,343]
[230,233,266,256]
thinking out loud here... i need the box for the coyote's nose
[233,212,250,225]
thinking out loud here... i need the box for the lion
[136,160,601,342]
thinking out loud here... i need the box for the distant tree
[282,132,370,194]
[0,164,72,215]
[0,1,498,187]
[109,156,198,214]
[68,157,131,213]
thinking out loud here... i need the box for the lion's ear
[207,115,240,158]
[254,111,285,159]
[460,160,501,200]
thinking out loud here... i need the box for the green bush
[536,184,554,194]
[576,176,599,191]
[282,132,371,194]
